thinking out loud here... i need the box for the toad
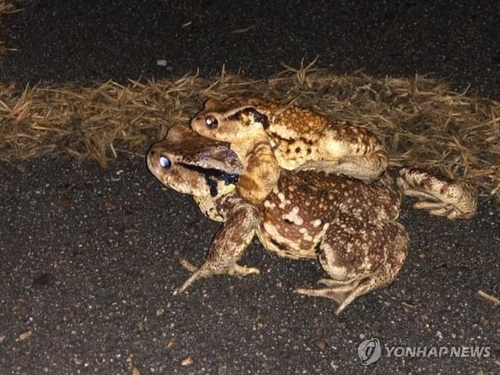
[190,97,388,204]
[147,126,477,314]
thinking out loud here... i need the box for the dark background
[1,1,499,374]
[2,0,500,97]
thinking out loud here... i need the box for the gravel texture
[0,1,499,374]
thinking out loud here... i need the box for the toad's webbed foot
[398,168,478,220]
[176,258,260,294]
[294,276,378,316]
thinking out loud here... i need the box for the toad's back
[257,170,403,260]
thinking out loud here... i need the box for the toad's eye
[205,115,218,129]
[159,156,171,169]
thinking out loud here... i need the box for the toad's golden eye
[205,116,218,129]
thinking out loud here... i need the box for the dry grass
[0,65,499,201]
[0,0,18,15]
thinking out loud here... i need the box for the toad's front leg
[177,195,260,293]
[236,134,280,205]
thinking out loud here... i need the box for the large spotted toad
[147,126,477,315]
[190,97,388,205]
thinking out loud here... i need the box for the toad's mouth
[180,163,240,197]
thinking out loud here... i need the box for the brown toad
[147,125,477,315]
[190,97,388,205]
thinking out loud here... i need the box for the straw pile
[0,0,18,17]
[0,65,499,201]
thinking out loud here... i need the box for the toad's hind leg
[294,220,409,315]
[397,167,478,220]
[307,125,388,182]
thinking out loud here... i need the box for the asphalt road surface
[1,1,499,374]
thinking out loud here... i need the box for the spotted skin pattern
[147,126,478,315]
[190,97,388,205]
